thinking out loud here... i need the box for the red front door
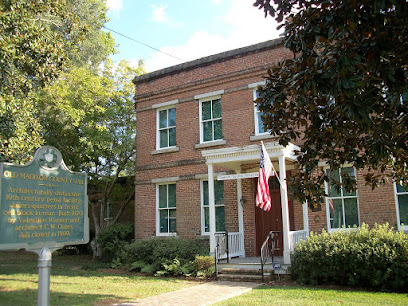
[255,175,283,256]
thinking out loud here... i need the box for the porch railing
[214,231,244,280]
[289,230,309,251]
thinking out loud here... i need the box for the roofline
[133,38,284,84]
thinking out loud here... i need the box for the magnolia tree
[254,0,408,206]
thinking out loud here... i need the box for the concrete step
[220,267,272,275]
[217,273,266,282]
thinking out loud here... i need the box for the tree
[35,60,145,255]
[254,0,408,206]
[0,0,114,163]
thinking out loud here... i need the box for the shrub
[96,223,134,262]
[291,223,408,292]
[120,238,209,274]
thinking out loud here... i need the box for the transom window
[157,107,176,149]
[201,180,225,233]
[200,98,222,143]
[395,183,408,230]
[157,183,176,235]
[325,167,359,230]
[254,90,270,135]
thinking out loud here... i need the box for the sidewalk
[118,281,262,306]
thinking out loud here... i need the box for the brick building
[133,39,407,264]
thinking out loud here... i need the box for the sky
[105,0,282,73]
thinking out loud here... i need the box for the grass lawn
[0,250,198,305]
[217,282,408,305]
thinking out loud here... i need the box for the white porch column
[303,201,309,233]
[236,170,245,257]
[278,155,291,265]
[207,163,216,255]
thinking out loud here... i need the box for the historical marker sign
[0,146,89,250]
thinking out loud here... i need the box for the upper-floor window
[157,183,176,235]
[201,180,225,234]
[200,97,222,143]
[254,89,270,135]
[395,182,408,230]
[157,107,176,149]
[325,166,360,231]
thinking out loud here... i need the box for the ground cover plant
[0,250,198,305]
[291,223,408,292]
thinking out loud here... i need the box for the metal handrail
[214,231,229,280]
[260,230,280,282]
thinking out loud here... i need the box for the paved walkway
[118,281,261,306]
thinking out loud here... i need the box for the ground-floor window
[325,167,360,230]
[395,182,408,229]
[201,180,225,234]
[157,183,176,235]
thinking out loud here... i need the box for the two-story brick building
[133,39,407,264]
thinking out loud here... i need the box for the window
[157,107,176,149]
[157,183,176,235]
[200,97,222,143]
[325,167,359,230]
[201,180,225,233]
[254,89,269,135]
[395,183,408,230]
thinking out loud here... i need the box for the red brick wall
[133,41,401,254]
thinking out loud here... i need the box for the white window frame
[394,182,408,231]
[200,179,225,235]
[156,105,176,150]
[156,182,177,236]
[198,95,223,144]
[324,165,360,232]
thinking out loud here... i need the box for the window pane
[159,185,167,208]
[204,207,209,232]
[203,121,213,142]
[330,198,344,228]
[216,206,225,232]
[341,167,356,196]
[203,181,209,206]
[169,127,176,146]
[168,108,176,127]
[160,210,168,233]
[344,198,359,227]
[328,169,341,197]
[160,130,168,148]
[214,181,224,205]
[258,112,266,133]
[397,184,408,193]
[213,119,222,140]
[398,194,408,225]
[212,99,221,119]
[169,217,176,233]
[159,110,167,128]
[168,184,176,208]
[169,209,176,232]
[202,101,211,120]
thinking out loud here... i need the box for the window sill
[151,146,180,155]
[249,134,276,141]
[194,139,226,149]
[155,233,178,237]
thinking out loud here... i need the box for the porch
[202,142,309,265]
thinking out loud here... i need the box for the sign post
[0,146,89,305]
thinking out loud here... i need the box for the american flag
[256,143,274,212]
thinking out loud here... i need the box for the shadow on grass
[0,287,124,306]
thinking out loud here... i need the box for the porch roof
[201,142,299,169]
